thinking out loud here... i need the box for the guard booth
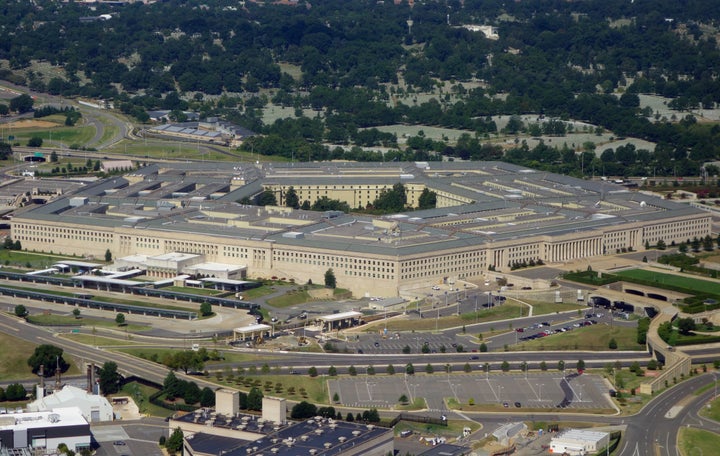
[317,311,362,332]
[232,323,272,344]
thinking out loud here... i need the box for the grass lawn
[362,301,530,333]
[510,325,644,351]
[60,332,144,346]
[26,314,151,331]
[117,347,278,366]
[242,285,285,300]
[163,286,225,296]
[700,393,720,422]
[216,374,327,403]
[392,419,480,438]
[266,289,312,307]
[614,268,720,295]
[118,381,174,418]
[523,300,586,316]
[0,332,42,381]
[0,250,85,269]
[678,428,720,456]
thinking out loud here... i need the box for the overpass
[588,283,692,394]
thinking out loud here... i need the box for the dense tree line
[1,1,720,172]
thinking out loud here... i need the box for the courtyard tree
[285,186,300,209]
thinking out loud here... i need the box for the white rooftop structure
[550,429,609,456]
[318,311,362,322]
[27,385,114,422]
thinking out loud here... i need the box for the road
[616,373,720,456]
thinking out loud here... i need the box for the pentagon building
[10,161,710,297]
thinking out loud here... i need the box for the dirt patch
[4,119,58,129]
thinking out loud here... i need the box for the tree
[72,308,81,319]
[105,249,112,262]
[200,302,213,317]
[256,190,277,206]
[291,401,317,419]
[425,363,434,374]
[27,136,43,147]
[540,361,547,371]
[677,317,696,335]
[608,338,618,349]
[387,364,395,375]
[98,361,121,395]
[183,381,201,405]
[115,313,126,325]
[324,268,336,288]
[557,360,565,372]
[163,371,184,400]
[657,239,667,250]
[200,387,215,407]
[5,383,26,401]
[166,427,184,455]
[285,186,300,209]
[247,387,264,411]
[14,304,27,317]
[308,366,318,377]
[27,344,69,377]
[405,363,415,375]
[576,359,586,372]
[501,360,510,372]
[417,188,437,209]
[348,365,357,376]
[10,94,33,113]
[479,342,487,352]
[50,150,58,163]
[328,365,337,376]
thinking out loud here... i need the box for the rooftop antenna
[406,18,414,35]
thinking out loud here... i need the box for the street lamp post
[475,295,479,323]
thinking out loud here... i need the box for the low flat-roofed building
[173,391,393,456]
[550,429,609,455]
[0,407,91,453]
[11,161,712,297]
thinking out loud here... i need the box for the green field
[700,393,720,422]
[26,314,151,331]
[511,325,645,351]
[0,330,83,381]
[614,269,720,294]
[678,428,720,456]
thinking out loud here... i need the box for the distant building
[549,429,609,455]
[461,24,499,40]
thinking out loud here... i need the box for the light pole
[436,307,440,332]
[475,294,479,323]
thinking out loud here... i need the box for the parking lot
[328,372,614,413]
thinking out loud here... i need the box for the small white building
[550,429,609,455]
[27,385,114,422]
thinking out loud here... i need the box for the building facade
[11,161,712,297]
